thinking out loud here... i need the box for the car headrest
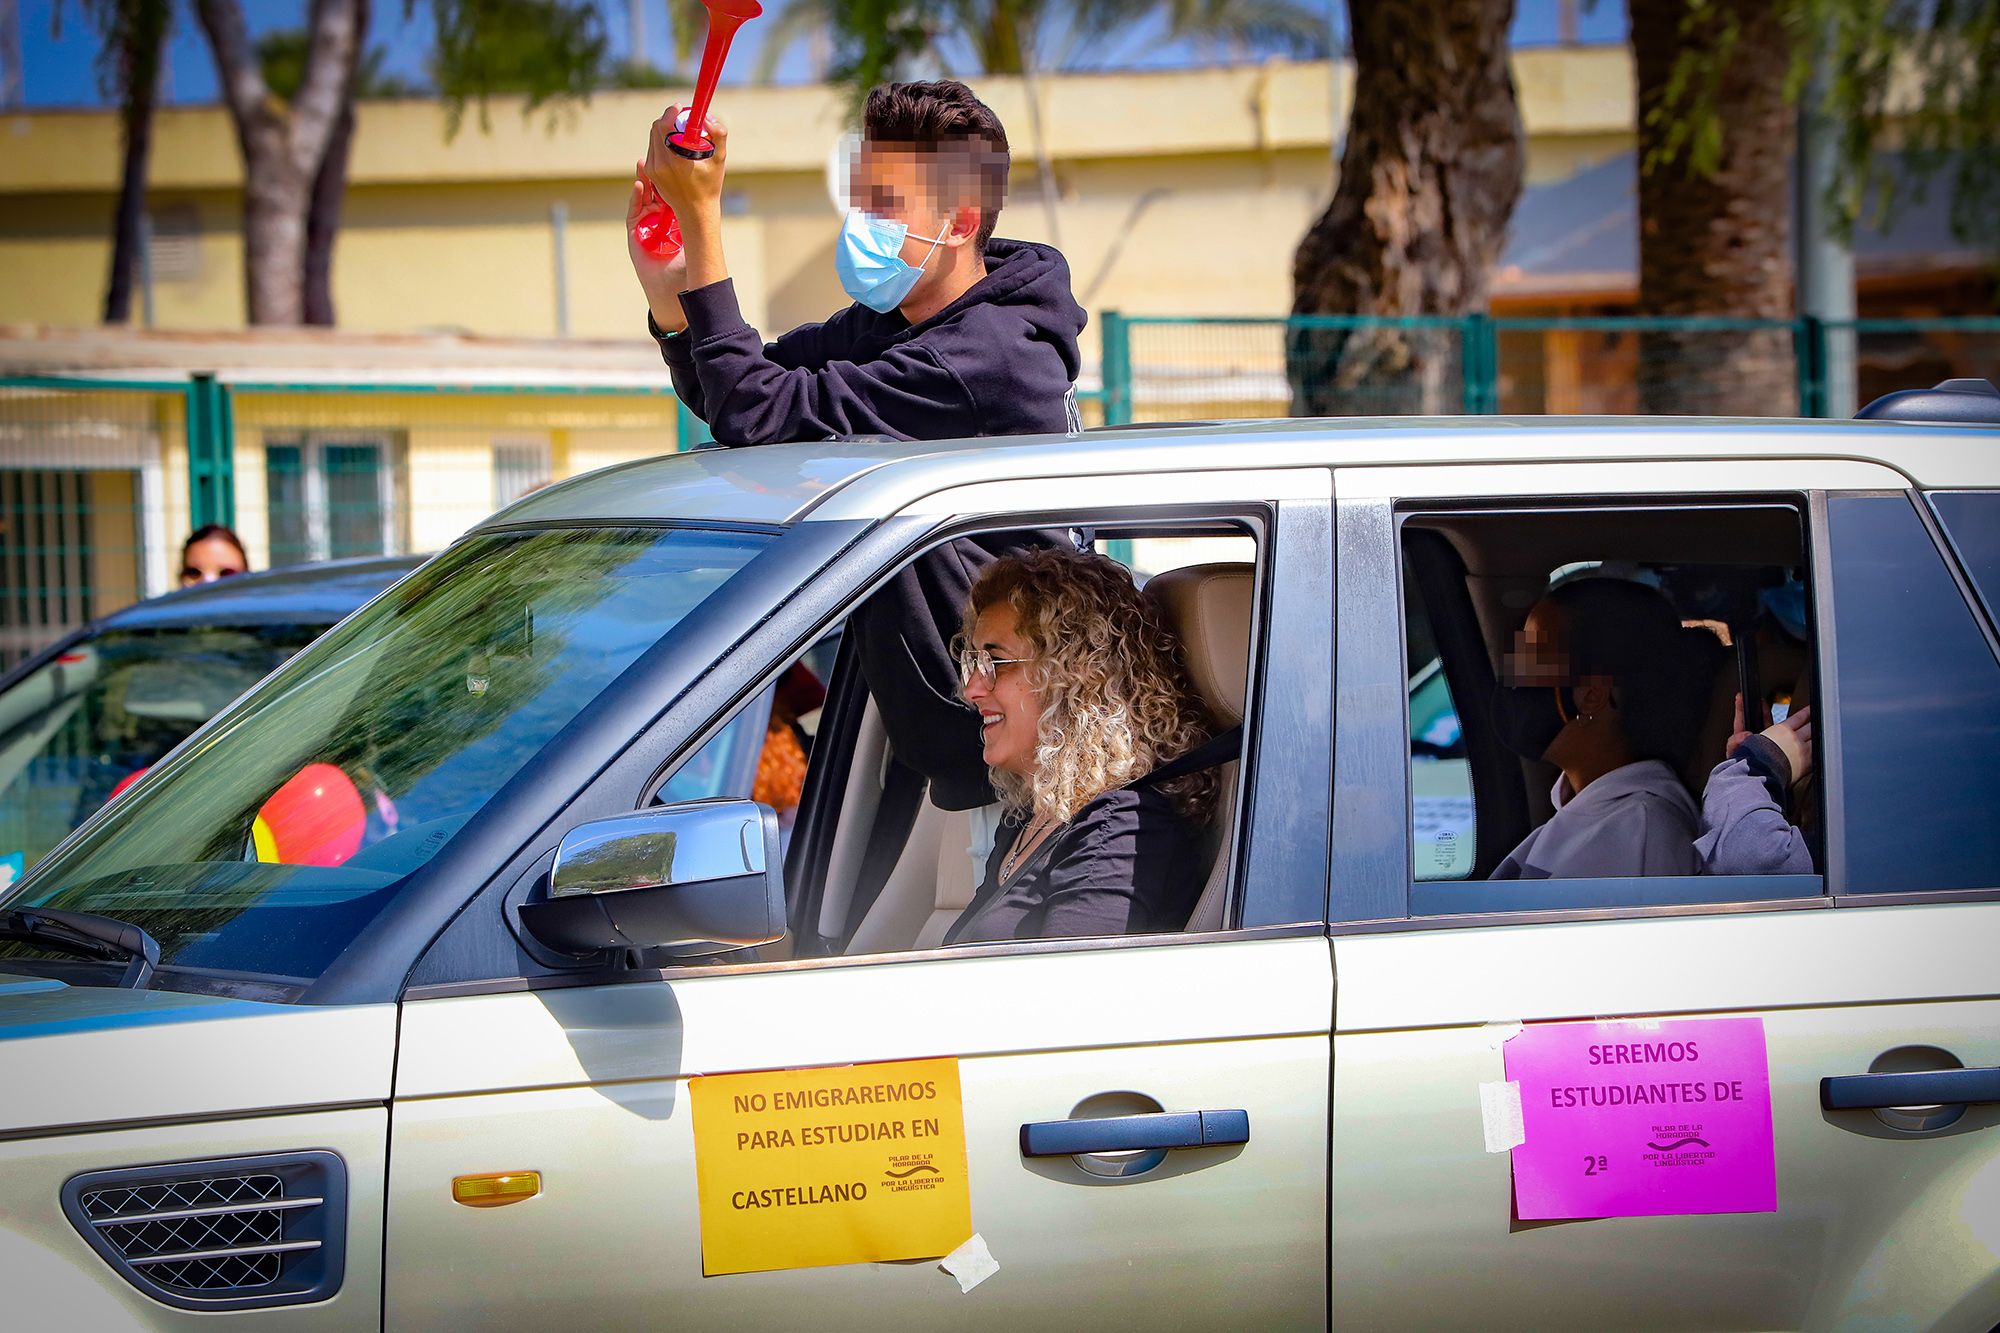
[1147,562,1253,728]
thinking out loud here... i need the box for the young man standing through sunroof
[630,78,1086,445]
[627,79,1087,822]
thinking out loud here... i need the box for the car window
[1827,492,2000,894]
[0,624,320,877]
[1398,504,1821,914]
[706,522,1265,960]
[0,525,771,994]
[1927,490,2000,632]
[1402,561,1475,880]
[655,630,842,847]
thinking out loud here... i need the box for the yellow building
[0,51,1636,341]
[0,52,1636,653]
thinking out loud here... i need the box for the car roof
[486,416,2000,531]
[102,554,424,633]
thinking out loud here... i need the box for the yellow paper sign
[689,1056,972,1276]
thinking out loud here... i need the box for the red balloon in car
[252,763,365,867]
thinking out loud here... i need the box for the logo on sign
[883,1152,943,1191]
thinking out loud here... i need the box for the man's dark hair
[864,80,1011,252]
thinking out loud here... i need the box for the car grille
[63,1152,347,1311]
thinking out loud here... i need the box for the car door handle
[1820,1066,2000,1111]
[1019,1109,1250,1157]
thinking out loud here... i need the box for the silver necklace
[1000,812,1057,882]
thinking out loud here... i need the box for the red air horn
[632,0,764,259]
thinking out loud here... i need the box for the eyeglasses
[956,647,1030,688]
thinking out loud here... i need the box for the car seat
[1144,562,1253,933]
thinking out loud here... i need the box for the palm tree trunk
[304,0,368,327]
[194,0,361,325]
[102,0,171,324]
[302,102,352,326]
[1289,0,1523,416]
[1629,0,1794,415]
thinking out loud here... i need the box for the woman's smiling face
[960,601,1041,778]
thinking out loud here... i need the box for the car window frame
[1331,486,1836,933]
[401,493,1333,1002]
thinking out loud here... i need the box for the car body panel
[0,1107,387,1330]
[386,936,1331,1326]
[1331,910,2000,1331]
[84,557,422,635]
[0,981,396,1136]
[1326,456,2000,1331]
[480,419,1989,532]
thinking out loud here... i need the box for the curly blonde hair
[961,548,1218,826]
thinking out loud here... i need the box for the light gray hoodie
[1694,754,1816,875]
[1492,759,1701,880]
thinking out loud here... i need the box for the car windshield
[0,623,320,878]
[0,525,770,995]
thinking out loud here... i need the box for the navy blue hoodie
[649,238,1087,812]
[652,237,1086,443]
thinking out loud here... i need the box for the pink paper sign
[1502,1016,1776,1220]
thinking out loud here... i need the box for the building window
[493,439,553,510]
[264,436,408,565]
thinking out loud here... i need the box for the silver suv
[0,412,1995,1329]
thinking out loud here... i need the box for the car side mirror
[518,800,784,959]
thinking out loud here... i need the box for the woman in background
[180,524,249,587]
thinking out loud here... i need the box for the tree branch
[291,0,365,166]
[190,0,269,126]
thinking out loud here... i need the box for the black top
[653,238,1087,444]
[942,785,1205,944]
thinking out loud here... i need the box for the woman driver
[943,549,1217,943]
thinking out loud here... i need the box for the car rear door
[1326,460,2000,1330]
[380,473,1337,1327]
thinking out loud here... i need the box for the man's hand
[1729,692,1814,782]
[646,105,728,223]
[1761,704,1813,782]
[643,107,730,292]
[626,165,690,333]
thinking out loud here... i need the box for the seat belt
[1135,724,1244,789]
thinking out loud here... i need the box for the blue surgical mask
[835,210,949,313]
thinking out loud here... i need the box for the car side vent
[62,1152,347,1312]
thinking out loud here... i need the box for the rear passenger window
[1827,493,2000,893]
[1927,491,2000,632]
[1398,504,1823,914]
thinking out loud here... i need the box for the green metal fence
[2,313,1997,665]
[1096,313,2000,424]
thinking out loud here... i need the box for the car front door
[1326,461,2000,1330]
[380,475,1336,1328]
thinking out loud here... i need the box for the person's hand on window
[1729,693,1814,785]
[1761,705,1813,782]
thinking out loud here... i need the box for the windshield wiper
[0,907,159,988]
